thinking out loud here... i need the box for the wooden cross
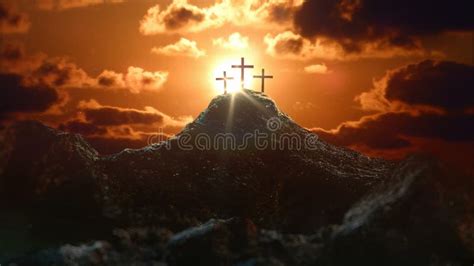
[215,71,234,94]
[231,57,254,90]
[253,68,273,93]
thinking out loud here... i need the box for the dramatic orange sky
[1,0,473,170]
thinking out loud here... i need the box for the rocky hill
[100,90,394,231]
[0,90,472,265]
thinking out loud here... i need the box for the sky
[1,0,473,171]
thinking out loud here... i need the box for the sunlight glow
[212,57,256,94]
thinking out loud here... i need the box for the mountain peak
[181,89,308,138]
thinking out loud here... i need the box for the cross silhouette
[232,57,254,89]
[215,71,234,94]
[253,68,273,93]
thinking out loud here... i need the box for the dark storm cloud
[82,107,164,126]
[0,2,30,33]
[294,0,474,51]
[163,6,204,30]
[314,112,474,150]
[0,73,59,115]
[314,59,474,154]
[384,60,474,111]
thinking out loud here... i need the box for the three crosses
[215,57,273,94]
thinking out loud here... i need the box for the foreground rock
[322,156,474,265]
[10,218,322,266]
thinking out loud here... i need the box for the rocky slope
[0,90,472,265]
[100,90,394,231]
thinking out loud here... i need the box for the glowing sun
[212,57,255,94]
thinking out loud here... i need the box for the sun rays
[212,54,267,95]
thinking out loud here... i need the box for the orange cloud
[139,0,302,34]
[96,70,125,87]
[212,32,249,50]
[57,99,190,153]
[59,119,171,154]
[123,67,168,93]
[151,38,205,58]
[0,43,169,94]
[58,98,192,154]
[304,64,329,74]
[264,31,342,60]
[31,57,94,88]
[97,67,168,93]
[0,44,97,88]
[139,0,207,34]
[0,3,30,34]
[77,99,191,128]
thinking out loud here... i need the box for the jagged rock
[322,155,474,265]
[255,228,322,266]
[167,218,258,266]
[8,218,321,266]
[166,217,323,266]
[10,241,119,266]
